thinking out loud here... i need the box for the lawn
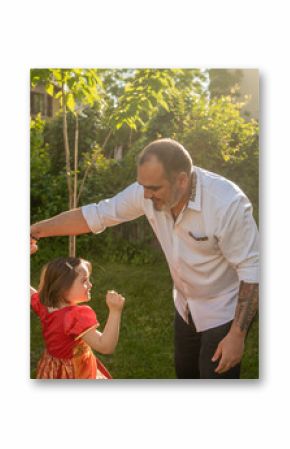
[30,257,259,379]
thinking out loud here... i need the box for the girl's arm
[30,286,37,297]
[30,237,38,298]
[82,291,125,354]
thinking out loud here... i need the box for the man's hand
[212,282,259,375]
[30,237,38,255]
[30,224,42,240]
[212,329,245,374]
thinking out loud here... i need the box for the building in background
[30,84,60,118]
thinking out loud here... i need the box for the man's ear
[177,171,189,189]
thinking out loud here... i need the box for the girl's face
[64,262,92,305]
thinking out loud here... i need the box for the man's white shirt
[82,167,259,332]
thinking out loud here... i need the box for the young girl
[30,239,125,379]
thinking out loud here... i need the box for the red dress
[31,293,112,379]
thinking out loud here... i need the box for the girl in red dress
[30,239,125,379]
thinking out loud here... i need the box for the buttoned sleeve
[216,194,259,283]
[81,182,145,234]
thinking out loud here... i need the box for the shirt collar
[187,167,201,211]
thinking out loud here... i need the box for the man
[31,138,259,379]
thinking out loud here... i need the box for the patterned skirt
[36,340,112,379]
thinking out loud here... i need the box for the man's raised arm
[31,208,91,239]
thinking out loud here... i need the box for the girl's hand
[106,290,125,312]
[30,237,38,255]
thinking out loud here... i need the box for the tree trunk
[70,114,79,257]
[62,81,74,256]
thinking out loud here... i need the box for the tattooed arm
[212,281,259,374]
[234,281,259,333]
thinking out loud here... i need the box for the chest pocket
[188,231,208,242]
[179,210,219,255]
[187,231,218,255]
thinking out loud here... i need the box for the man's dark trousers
[174,310,241,379]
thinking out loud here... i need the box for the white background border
[1,1,288,447]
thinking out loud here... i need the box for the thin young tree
[31,68,103,256]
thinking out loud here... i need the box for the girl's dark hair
[38,257,92,308]
[138,138,193,181]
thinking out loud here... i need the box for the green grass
[30,257,259,379]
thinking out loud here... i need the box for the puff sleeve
[31,292,48,320]
[63,306,99,340]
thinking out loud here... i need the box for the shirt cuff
[81,204,105,234]
[236,265,259,283]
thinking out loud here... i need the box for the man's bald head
[138,138,193,182]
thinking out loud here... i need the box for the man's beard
[152,186,182,211]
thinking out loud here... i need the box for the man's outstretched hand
[30,236,38,255]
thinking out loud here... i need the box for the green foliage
[43,107,102,174]
[209,69,243,97]
[31,68,104,114]
[31,115,67,220]
[109,69,171,131]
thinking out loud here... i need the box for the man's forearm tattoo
[234,281,259,332]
